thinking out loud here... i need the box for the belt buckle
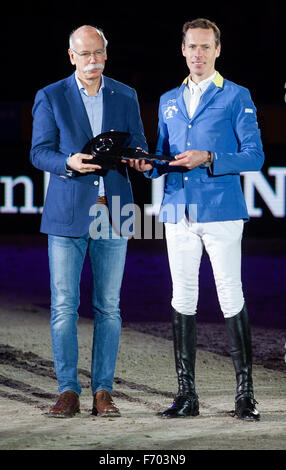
[97,196,107,205]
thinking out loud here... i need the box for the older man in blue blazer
[131,18,264,421]
[30,25,147,418]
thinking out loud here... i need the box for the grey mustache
[83,63,104,72]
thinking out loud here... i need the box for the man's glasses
[72,49,106,59]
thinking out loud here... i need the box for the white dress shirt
[75,73,105,196]
[183,70,217,118]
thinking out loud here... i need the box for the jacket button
[93,180,99,186]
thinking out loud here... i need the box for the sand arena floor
[0,303,285,452]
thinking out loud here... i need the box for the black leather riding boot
[160,308,199,418]
[225,304,260,420]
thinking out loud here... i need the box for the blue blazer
[146,72,264,223]
[30,73,147,236]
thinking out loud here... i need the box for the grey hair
[69,25,108,50]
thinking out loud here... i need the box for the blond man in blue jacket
[131,18,264,421]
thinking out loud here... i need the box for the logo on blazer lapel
[164,105,179,119]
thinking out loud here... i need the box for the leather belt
[97,196,108,205]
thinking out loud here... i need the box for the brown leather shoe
[47,390,80,418]
[92,390,121,417]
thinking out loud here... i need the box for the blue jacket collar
[176,71,224,122]
[64,74,119,139]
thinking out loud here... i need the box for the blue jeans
[48,207,128,396]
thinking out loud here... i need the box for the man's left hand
[169,150,212,169]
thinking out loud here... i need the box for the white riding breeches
[165,217,245,318]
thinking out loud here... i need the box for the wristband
[204,151,212,167]
[65,153,74,177]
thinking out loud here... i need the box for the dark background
[0,2,285,105]
[0,3,285,327]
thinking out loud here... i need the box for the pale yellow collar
[182,71,223,88]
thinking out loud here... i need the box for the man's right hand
[127,159,154,172]
[67,153,102,173]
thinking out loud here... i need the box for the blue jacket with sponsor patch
[146,72,264,223]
